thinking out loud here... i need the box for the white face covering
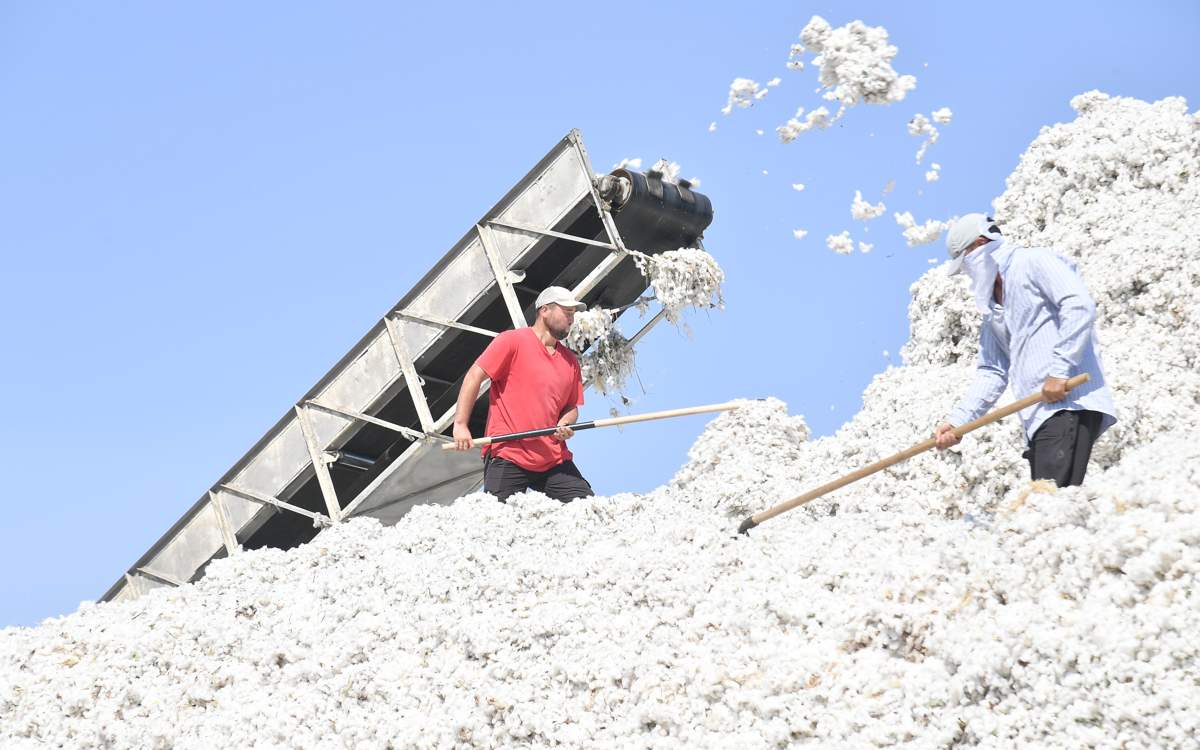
[962,239,1002,313]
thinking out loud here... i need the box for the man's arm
[552,405,579,442]
[936,323,1010,449]
[1031,251,1097,402]
[451,364,490,451]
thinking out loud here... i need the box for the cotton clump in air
[791,182,805,192]
[908,112,940,163]
[926,163,941,182]
[825,230,854,255]
[5,92,1200,748]
[721,77,762,114]
[894,210,948,246]
[776,106,832,143]
[649,158,681,184]
[850,190,886,220]
[786,43,805,71]
[859,241,874,254]
[612,157,642,170]
[932,106,953,124]
[792,229,808,240]
[800,15,916,115]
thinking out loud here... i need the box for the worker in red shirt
[450,286,594,502]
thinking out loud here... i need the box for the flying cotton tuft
[851,190,886,221]
[826,230,854,255]
[721,77,762,114]
[894,210,948,246]
[800,15,916,112]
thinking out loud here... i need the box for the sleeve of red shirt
[573,357,584,406]
[475,331,517,385]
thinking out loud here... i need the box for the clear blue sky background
[2,2,1197,627]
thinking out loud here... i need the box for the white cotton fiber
[3,91,1198,748]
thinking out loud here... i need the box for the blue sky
[2,2,1197,627]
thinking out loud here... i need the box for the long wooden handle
[441,401,743,451]
[738,374,1090,533]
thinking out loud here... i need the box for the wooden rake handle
[737,373,1091,534]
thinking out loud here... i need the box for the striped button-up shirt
[946,241,1118,441]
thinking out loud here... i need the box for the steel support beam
[136,566,185,587]
[487,218,619,251]
[294,405,343,523]
[218,483,332,526]
[208,490,242,555]
[477,223,527,328]
[392,309,499,339]
[384,315,437,433]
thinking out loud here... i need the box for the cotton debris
[825,231,854,255]
[799,15,916,113]
[850,190,886,221]
[925,163,941,182]
[630,247,725,323]
[3,92,1200,749]
[894,210,948,247]
[721,77,762,114]
[776,106,832,143]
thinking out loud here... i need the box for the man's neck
[530,322,558,351]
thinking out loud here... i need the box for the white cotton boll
[708,121,717,133]
[908,113,940,163]
[792,183,806,192]
[851,190,887,221]
[826,231,854,255]
[762,169,768,175]
[722,77,761,114]
[630,247,725,323]
[756,129,764,135]
[925,163,941,182]
[5,91,1200,750]
[787,43,806,71]
[777,106,832,143]
[649,158,681,184]
[883,179,896,194]
[800,15,916,110]
[932,107,953,124]
[793,229,808,240]
[767,77,782,87]
[612,157,642,170]
[882,350,889,357]
[859,242,874,254]
[894,211,948,247]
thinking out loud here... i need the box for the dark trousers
[1023,409,1104,487]
[483,455,594,503]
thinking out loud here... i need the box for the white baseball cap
[534,285,586,311]
[945,213,1003,275]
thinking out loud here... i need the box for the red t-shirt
[474,327,584,471]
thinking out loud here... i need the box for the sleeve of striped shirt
[1030,251,1097,378]
[946,321,1010,427]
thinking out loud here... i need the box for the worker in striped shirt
[933,213,1117,487]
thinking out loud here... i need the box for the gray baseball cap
[534,286,586,311]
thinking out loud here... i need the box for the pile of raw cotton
[3,92,1198,748]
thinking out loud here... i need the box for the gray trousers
[1023,409,1104,487]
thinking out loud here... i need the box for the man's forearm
[558,406,579,426]
[454,367,487,427]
